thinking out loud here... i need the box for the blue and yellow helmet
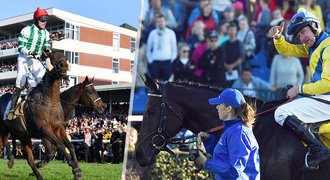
[287,8,320,35]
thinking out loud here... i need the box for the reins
[255,99,291,117]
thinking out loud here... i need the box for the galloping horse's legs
[59,127,82,175]
[35,138,56,169]
[3,134,15,168]
[22,138,43,180]
[41,127,82,180]
[0,126,15,169]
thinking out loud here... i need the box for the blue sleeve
[212,11,220,25]
[204,130,251,178]
[202,134,218,155]
[188,8,199,25]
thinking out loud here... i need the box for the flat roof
[0,7,137,37]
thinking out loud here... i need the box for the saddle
[11,100,26,119]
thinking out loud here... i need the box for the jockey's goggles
[38,16,49,22]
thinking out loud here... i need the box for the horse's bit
[145,83,183,153]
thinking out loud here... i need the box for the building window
[112,81,118,85]
[112,58,119,73]
[65,22,80,40]
[113,33,120,51]
[64,51,79,64]
[130,37,136,52]
[130,60,134,74]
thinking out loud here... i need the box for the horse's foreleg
[1,130,14,169]
[22,139,43,180]
[41,128,82,180]
[58,127,82,179]
[35,138,55,169]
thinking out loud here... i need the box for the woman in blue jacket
[196,88,260,179]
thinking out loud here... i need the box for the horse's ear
[141,74,158,91]
[92,77,94,81]
[85,76,88,82]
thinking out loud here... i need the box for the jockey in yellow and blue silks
[8,7,51,120]
[268,8,330,169]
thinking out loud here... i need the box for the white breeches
[274,94,330,126]
[16,54,46,89]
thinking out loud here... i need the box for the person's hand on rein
[286,86,300,101]
[268,21,285,38]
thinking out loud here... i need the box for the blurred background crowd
[135,0,330,101]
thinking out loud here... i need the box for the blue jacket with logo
[203,119,260,180]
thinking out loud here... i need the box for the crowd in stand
[0,63,17,72]
[137,0,330,101]
[5,108,128,164]
[0,84,15,94]
[0,40,18,50]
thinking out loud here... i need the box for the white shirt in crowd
[146,27,177,64]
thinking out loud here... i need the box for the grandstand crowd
[137,0,330,101]
[3,107,128,164]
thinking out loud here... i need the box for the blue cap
[208,88,245,108]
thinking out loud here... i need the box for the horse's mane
[166,80,288,111]
[167,80,225,92]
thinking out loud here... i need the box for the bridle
[138,82,183,153]
[60,83,102,110]
[83,83,102,109]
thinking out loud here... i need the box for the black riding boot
[8,87,22,120]
[283,115,330,168]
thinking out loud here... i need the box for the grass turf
[0,159,122,180]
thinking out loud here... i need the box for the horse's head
[45,51,69,79]
[79,76,106,114]
[135,75,185,166]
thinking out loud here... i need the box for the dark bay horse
[135,75,330,180]
[0,52,82,180]
[31,76,106,170]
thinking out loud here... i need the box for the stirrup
[304,151,319,170]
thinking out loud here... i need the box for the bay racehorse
[0,51,81,180]
[135,75,330,180]
[30,76,106,171]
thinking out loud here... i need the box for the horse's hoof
[7,160,14,169]
[74,173,83,180]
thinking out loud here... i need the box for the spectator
[111,126,121,164]
[92,128,104,163]
[211,0,232,19]
[143,0,178,39]
[280,0,297,21]
[186,2,217,40]
[252,0,271,53]
[232,67,271,100]
[270,54,304,100]
[146,14,177,82]
[197,30,227,87]
[222,5,238,25]
[299,0,325,30]
[172,43,196,82]
[222,22,245,86]
[186,20,205,51]
[237,15,256,68]
[216,21,230,46]
[187,0,219,26]
[317,0,330,32]
[83,126,92,162]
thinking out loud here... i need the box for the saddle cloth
[3,98,25,120]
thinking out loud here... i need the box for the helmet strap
[34,19,41,29]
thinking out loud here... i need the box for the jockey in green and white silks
[17,23,50,88]
[8,7,51,120]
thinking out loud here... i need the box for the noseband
[140,83,183,151]
[84,83,102,109]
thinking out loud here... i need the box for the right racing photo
[124,0,330,179]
